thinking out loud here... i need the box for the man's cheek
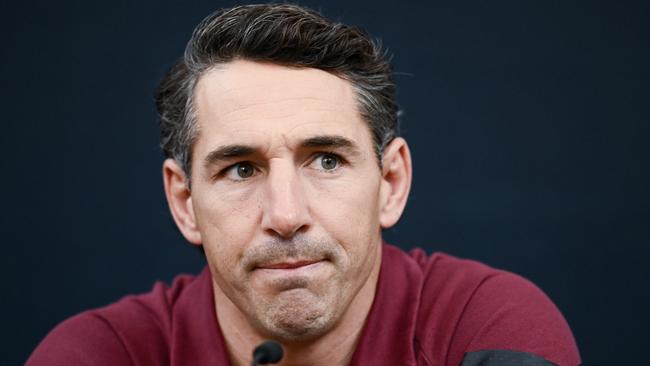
[201,196,260,233]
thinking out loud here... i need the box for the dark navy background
[2,1,648,364]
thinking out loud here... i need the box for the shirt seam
[445,272,502,365]
[414,338,435,366]
[91,312,136,366]
[131,296,172,342]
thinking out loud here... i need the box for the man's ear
[379,137,412,228]
[162,159,202,245]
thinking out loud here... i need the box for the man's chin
[254,290,337,342]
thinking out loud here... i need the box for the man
[27,4,580,366]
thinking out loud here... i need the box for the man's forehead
[192,60,372,155]
[195,60,358,117]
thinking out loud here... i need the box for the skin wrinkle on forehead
[195,65,355,122]
[223,96,339,109]
[210,100,346,126]
[200,107,354,143]
[203,64,350,95]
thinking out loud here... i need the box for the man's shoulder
[26,271,202,365]
[387,244,512,301]
[398,247,580,366]
[407,247,501,284]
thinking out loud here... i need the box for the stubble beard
[239,236,349,342]
[254,288,337,341]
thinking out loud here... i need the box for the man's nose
[261,162,312,238]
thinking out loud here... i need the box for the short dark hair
[155,4,399,179]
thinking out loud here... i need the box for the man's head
[157,4,412,344]
[156,4,399,179]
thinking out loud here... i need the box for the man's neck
[212,246,382,366]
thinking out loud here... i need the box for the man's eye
[313,153,341,171]
[224,162,256,180]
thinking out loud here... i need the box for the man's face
[189,60,385,340]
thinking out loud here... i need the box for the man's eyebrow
[203,135,361,168]
[203,144,257,167]
[301,135,361,156]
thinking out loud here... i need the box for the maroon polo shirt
[27,244,580,365]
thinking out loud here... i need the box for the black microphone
[251,340,284,366]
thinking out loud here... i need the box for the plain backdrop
[2,0,648,364]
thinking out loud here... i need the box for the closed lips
[259,260,322,270]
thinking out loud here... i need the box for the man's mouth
[257,260,322,270]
